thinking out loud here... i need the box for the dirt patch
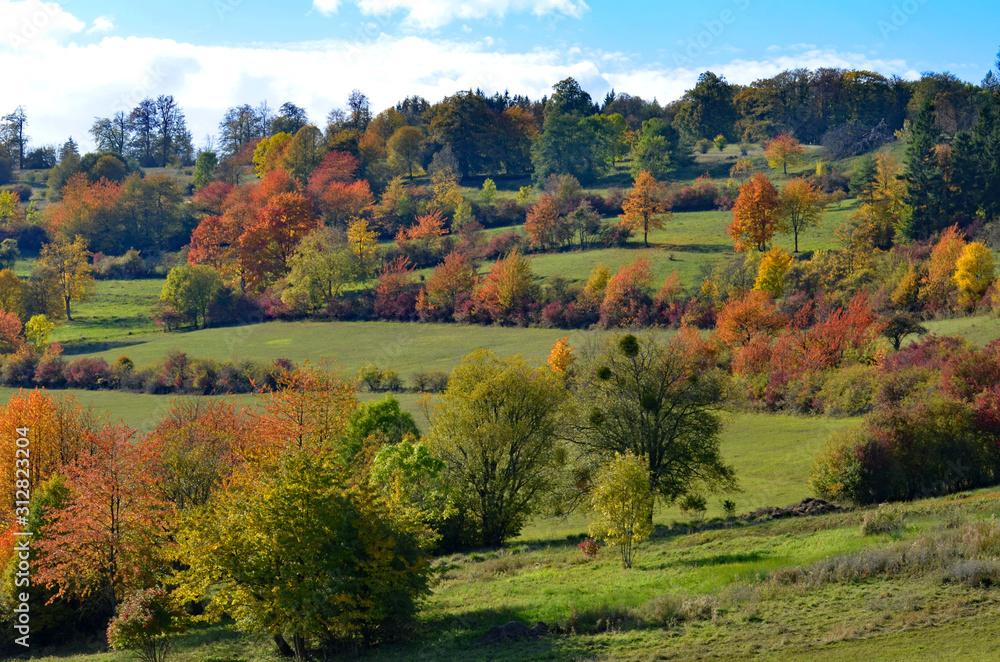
[740,498,845,522]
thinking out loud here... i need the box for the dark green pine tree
[899,100,949,240]
[849,153,878,203]
[971,91,1000,221]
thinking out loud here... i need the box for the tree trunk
[65,296,72,321]
[273,635,294,658]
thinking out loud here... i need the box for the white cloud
[352,0,590,30]
[87,14,115,34]
[0,4,922,150]
[0,0,84,49]
[312,0,341,16]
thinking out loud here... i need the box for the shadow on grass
[61,339,147,356]
[372,607,571,662]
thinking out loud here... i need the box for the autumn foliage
[728,172,781,252]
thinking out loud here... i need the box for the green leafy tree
[480,177,498,206]
[281,226,357,312]
[427,350,569,546]
[160,264,222,329]
[387,125,424,179]
[339,394,421,464]
[176,451,434,659]
[587,453,654,569]
[575,333,736,510]
[631,118,687,179]
[674,72,738,142]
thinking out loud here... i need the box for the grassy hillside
[73,320,645,378]
[30,485,1000,661]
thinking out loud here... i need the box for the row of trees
[0,331,735,656]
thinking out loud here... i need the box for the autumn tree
[35,423,171,614]
[600,257,654,328]
[763,133,806,175]
[923,225,967,309]
[0,268,23,318]
[417,251,479,320]
[145,400,255,509]
[254,362,358,460]
[754,247,794,298]
[0,391,94,516]
[524,193,569,250]
[954,241,996,305]
[38,235,94,320]
[728,172,781,252]
[176,450,433,658]
[548,337,576,373]
[474,248,537,324]
[427,350,569,546]
[715,290,788,347]
[620,171,670,248]
[575,332,736,507]
[347,218,379,279]
[777,177,825,252]
[845,152,909,250]
[239,191,318,291]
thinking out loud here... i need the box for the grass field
[31,485,1000,661]
[73,319,643,379]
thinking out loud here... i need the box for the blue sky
[2,0,998,148]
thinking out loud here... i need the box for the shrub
[65,357,114,390]
[412,370,449,393]
[860,504,907,536]
[679,494,708,523]
[818,364,877,416]
[107,588,186,662]
[380,369,403,392]
[722,499,737,519]
[578,537,601,558]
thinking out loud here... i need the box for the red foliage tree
[239,191,319,291]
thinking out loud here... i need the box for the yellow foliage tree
[38,235,95,321]
[954,242,996,306]
[754,247,794,298]
[587,453,654,569]
[346,218,379,279]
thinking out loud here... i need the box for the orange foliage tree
[475,248,537,324]
[417,251,479,320]
[0,390,94,518]
[600,257,654,327]
[144,400,257,509]
[728,172,781,252]
[620,171,670,248]
[923,224,966,310]
[763,133,805,175]
[254,362,359,460]
[548,337,576,373]
[524,193,569,250]
[715,290,788,348]
[35,423,171,612]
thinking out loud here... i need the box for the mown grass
[51,278,163,350]
[24,489,1000,662]
[74,320,640,380]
